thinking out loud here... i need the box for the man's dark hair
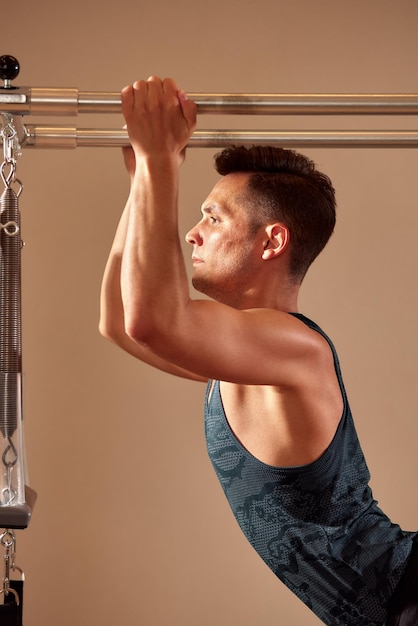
[214,145,336,282]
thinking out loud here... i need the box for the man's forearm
[120,156,190,344]
[99,195,131,340]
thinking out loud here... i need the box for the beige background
[1,1,417,624]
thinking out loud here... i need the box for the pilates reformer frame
[0,53,417,621]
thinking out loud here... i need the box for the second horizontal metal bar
[21,126,418,148]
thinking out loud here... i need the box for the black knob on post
[0,55,20,88]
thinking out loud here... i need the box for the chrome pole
[1,88,418,116]
[22,125,418,148]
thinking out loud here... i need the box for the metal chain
[0,113,23,195]
[0,529,20,604]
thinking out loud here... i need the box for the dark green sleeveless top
[204,313,417,625]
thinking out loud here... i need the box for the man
[100,76,417,625]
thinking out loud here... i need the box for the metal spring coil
[0,186,22,438]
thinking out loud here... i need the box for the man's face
[185,173,266,306]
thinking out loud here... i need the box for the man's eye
[210,216,219,224]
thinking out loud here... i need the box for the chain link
[1,113,22,191]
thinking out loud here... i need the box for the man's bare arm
[99,191,207,383]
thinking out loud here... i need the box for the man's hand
[121,76,196,166]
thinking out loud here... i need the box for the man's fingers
[161,77,179,94]
[177,90,197,130]
[120,76,196,155]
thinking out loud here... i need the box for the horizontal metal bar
[21,125,418,148]
[191,130,418,148]
[1,88,418,116]
[190,94,418,116]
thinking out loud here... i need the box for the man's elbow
[98,315,123,346]
[123,318,150,346]
[123,311,163,350]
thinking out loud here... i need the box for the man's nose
[185,225,202,245]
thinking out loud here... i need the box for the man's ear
[262,223,290,260]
